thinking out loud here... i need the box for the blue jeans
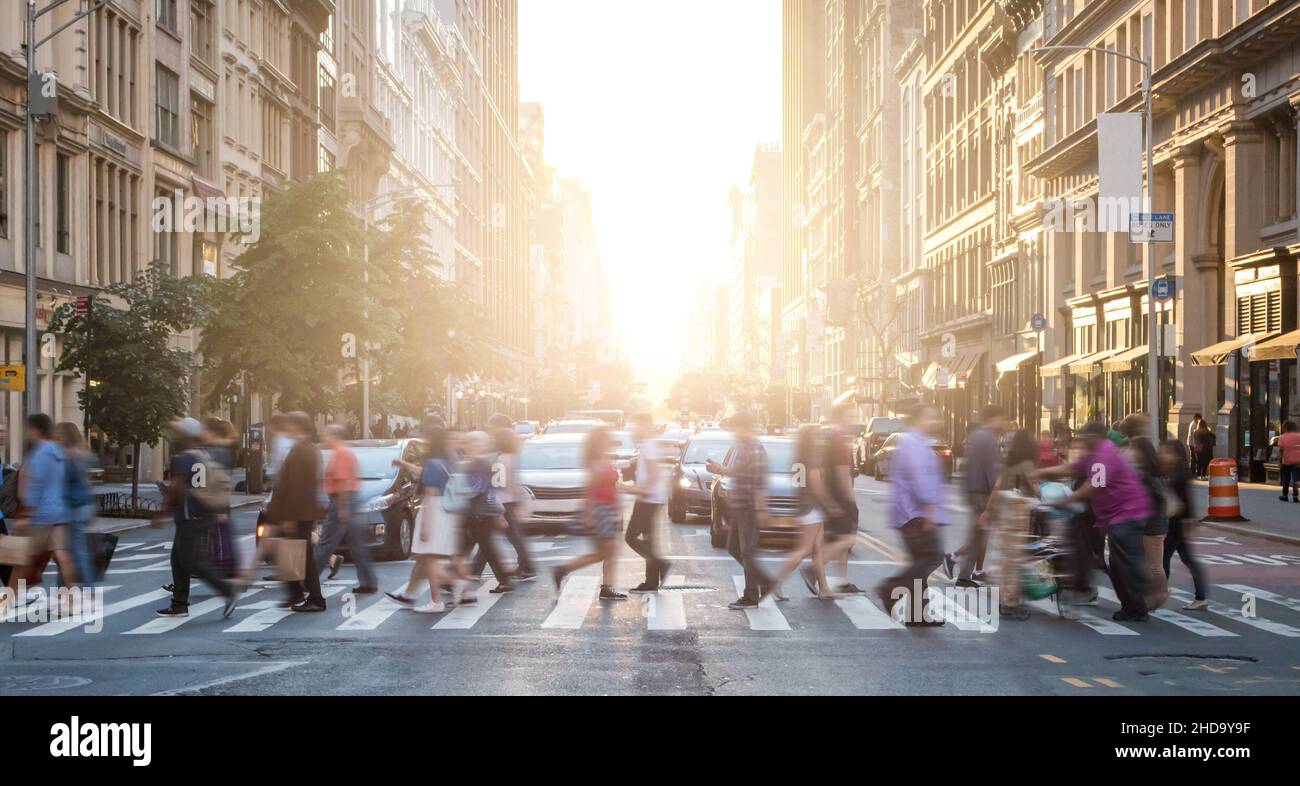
[69,505,96,585]
[313,491,377,588]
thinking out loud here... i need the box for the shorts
[591,502,623,540]
[824,503,858,536]
[24,524,69,553]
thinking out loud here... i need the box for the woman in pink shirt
[1275,420,1300,503]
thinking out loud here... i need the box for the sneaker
[1281,495,1289,502]
[514,571,538,583]
[728,597,759,610]
[599,586,628,601]
[278,596,306,608]
[954,578,980,589]
[970,571,989,583]
[1182,599,1209,611]
[488,583,515,594]
[291,600,327,613]
[628,582,658,594]
[155,605,188,617]
[353,585,378,595]
[223,592,240,619]
[384,591,416,606]
[941,554,956,581]
[413,601,447,613]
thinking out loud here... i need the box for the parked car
[543,418,604,435]
[707,436,803,548]
[855,416,906,475]
[871,432,954,482]
[512,420,541,438]
[517,434,589,532]
[668,432,733,523]
[255,438,423,561]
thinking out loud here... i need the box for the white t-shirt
[493,451,519,505]
[636,438,669,505]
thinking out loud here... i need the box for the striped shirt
[730,439,767,511]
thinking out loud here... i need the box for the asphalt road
[3,476,1299,696]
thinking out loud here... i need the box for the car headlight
[364,493,395,512]
[679,477,692,489]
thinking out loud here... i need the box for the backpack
[187,448,232,514]
[441,471,473,515]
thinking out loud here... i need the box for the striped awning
[920,351,984,390]
[1040,352,1087,378]
[1101,345,1149,372]
[832,388,857,406]
[994,350,1039,374]
[1069,348,1121,375]
[1250,329,1300,362]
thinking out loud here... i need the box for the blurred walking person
[977,429,1039,620]
[389,421,460,612]
[626,412,670,593]
[874,404,947,627]
[55,423,96,586]
[707,412,776,610]
[2,415,78,605]
[200,418,239,581]
[1127,435,1169,609]
[1274,421,1300,502]
[552,426,626,601]
[1159,440,1209,610]
[943,406,1007,587]
[265,412,326,612]
[819,404,862,594]
[314,424,377,595]
[766,425,835,600]
[156,418,240,618]
[1034,421,1153,621]
[468,414,534,583]
[459,431,514,600]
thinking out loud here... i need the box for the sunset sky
[519,0,782,403]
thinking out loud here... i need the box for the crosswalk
[6,575,1300,642]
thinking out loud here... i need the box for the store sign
[1131,212,1175,243]
[0,365,25,393]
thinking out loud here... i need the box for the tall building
[728,144,782,380]
[1033,0,1300,482]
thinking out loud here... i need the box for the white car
[517,433,590,531]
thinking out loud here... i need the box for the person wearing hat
[157,417,240,619]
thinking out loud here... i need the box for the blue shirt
[964,425,1003,495]
[26,440,70,526]
[171,452,201,524]
[420,458,450,494]
[889,430,947,528]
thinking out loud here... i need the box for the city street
[4,476,1299,697]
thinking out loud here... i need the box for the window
[191,98,215,178]
[56,153,70,254]
[190,0,215,65]
[155,190,178,275]
[318,145,335,172]
[319,67,335,130]
[157,0,177,33]
[155,65,180,148]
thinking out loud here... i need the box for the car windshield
[762,441,796,473]
[351,448,401,480]
[513,423,535,435]
[546,421,598,434]
[520,442,584,470]
[682,439,731,464]
[870,418,905,434]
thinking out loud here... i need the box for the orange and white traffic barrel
[1203,457,1249,522]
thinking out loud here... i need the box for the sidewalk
[1192,478,1300,545]
[89,466,266,534]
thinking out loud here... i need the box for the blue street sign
[1152,277,1174,303]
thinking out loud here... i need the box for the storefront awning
[1251,329,1300,362]
[1101,345,1149,372]
[832,388,857,406]
[1039,352,1087,378]
[994,350,1039,374]
[1069,348,1121,375]
[1190,333,1275,366]
[920,351,985,390]
[894,351,920,369]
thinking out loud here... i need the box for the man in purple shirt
[1034,420,1153,621]
[875,403,947,627]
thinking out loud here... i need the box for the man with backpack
[156,417,240,619]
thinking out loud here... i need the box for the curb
[1201,520,1300,548]
[90,497,265,536]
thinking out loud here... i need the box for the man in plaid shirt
[708,411,774,609]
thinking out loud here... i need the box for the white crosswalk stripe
[434,580,504,630]
[15,588,167,637]
[1096,588,1236,637]
[1217,584,1300,615]
[125,588,264,634]
[1168,587,1300,638]
[645,575,687,630]
[1026,598,1139,635]
[543,575,599,629]
[225,585,349,633]
[731,576,790,630]
[835,594,903,630]
[926,587,996,632]
[337,594,404,631]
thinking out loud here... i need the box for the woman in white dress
[764,424,839,601]
[387,423,459,613]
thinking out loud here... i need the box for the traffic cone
[1203,457,1249,522]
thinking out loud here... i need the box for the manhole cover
[655,585,719,594]
[0,675,92,691]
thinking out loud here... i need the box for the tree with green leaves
[49,261,209,504]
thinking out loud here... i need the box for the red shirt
[1279,432,1300,465]
[324,444,360,495]
[588,465,619,505]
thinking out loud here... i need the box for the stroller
[996,481,1079,616]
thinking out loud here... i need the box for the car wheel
[709,509,726,548]
[383,513,413,561]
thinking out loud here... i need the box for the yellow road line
[1094,678,1123,688]
[1061,677,1092,688]
[1040,654,1067,664]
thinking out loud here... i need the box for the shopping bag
[88,532,119,581]
[271,537,306,582]
[0,533,32,566]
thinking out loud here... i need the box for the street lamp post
[1033,44,1157,442]
[355,182,456,438]
[23,0,108,421]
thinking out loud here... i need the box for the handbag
[88,531,119,581]
[269,537,307,581]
